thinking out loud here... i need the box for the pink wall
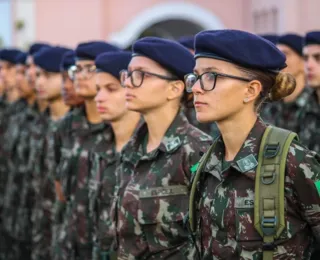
[32,0,320,48]
[35,0,105,48]
[103,0,252,35]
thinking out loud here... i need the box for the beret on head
[34,46,72,72]
[60,50,75,71]
[178,35,195,50]
[305,31,320,46]
[277,34,303,56]
[95,51,131,80]
[28,43,51,56]
[75,41,121,60]
[132,37,195,80]
[0,49,24,64]
[195,30,287,72]
[15,52,28,65]
[259,34,279,45]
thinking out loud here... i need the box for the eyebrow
[96,83,118,89]
[127,65,149,71]
[194,66,221,74]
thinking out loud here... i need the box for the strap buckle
[262,242,277,251]
[261,216,277,236]
[264,143,280,158]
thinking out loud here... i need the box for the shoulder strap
[254,125,298,260]
[189,140,218,232]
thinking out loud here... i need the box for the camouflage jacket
[1,99,31,235]
[89,118,143,256]
[191,117,320,260]
[298,89,320,153]
[53,106,111,256]
[115,111,212,259]
[31,114,62,260]
[12,103,41,241]
[260,87,312,133]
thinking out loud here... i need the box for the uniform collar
[122,111,190,163]
[204,117,267,181]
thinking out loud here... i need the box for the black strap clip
[264,143,280,158]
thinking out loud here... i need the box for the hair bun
[269,72,296,101]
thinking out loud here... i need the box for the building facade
[1,0,319,49]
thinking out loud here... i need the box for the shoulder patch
[190,162,200,173]
[315,180,320,196]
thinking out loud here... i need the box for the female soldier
[117,37,212,259]
[89,51,141,260]
[185,29,320,259]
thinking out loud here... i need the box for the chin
[196,111,219,124]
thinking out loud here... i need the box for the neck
[26,93,36,106]
[217,109,257,161]
[84,98,102,124]
[49,97,70,121]
[143,104,179,153]
[283,72,305,103]
[111,111,141,152]
[37,99,48,113]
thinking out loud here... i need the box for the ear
[167,80,185,101]
[243,80,262,103]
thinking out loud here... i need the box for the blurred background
[0,0,319,49]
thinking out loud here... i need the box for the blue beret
[15,52,28,65]
[34,46,72,72]
[75,41,120,60]
[195,30,286,72]
[28,43,51,56]
[277,34,303,56]
[259,34,279,45]
[305,31,320,46]
[0,49,24,64]
[95,51,131,80]
[178,35,195,50]
[132,37,195,80]
[60,50,75,71]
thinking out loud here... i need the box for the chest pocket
[138,185,189,253]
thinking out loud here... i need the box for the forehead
[194,57,238,73]
[303,44,320,55]
[76,59,94,66]
[128,56,164,71]
[16,64,25,70]
[96,71,119,83]
[276,44,294,53]
[0,60,13,67]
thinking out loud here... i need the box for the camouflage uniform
[89,119,142,260]
[297,89,320,154]
[53,106,111,260]
[115,111,212,259]
[260,87,312,133]
[1,99,29,259]
[31,110,62,260]
[191,117,320,259]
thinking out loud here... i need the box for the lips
[125,93,136,100]
[194,101,208,107]
[96,106,107,113]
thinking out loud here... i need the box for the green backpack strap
[189,140,217,232]
[254,125,298,260]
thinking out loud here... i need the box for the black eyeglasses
[184,71,251,93]
[120,69,179,88]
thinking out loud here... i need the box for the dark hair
[236,66,296,110]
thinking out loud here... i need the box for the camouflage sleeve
[291,144,320,244]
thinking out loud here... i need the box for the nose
[123,76,134,89]
[95,88,105,103]
[191,79,204,95]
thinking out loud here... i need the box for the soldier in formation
[0,29,319,260]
